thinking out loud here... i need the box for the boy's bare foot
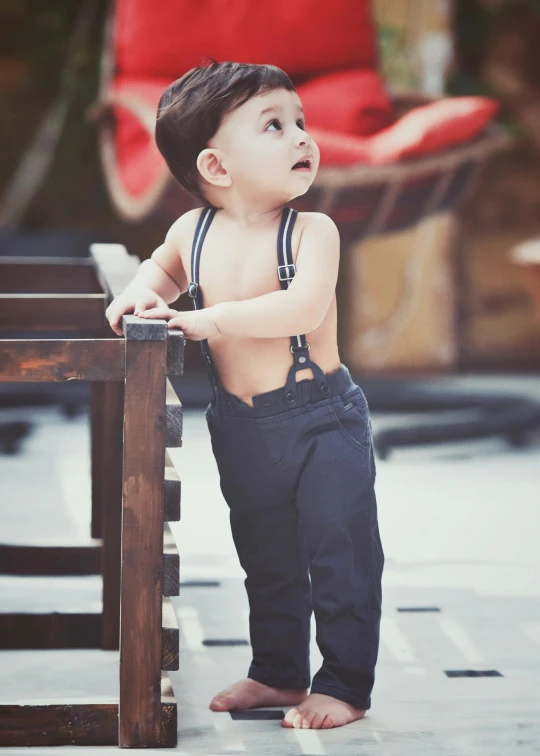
[209,678,308,712]
[281,693,366,729]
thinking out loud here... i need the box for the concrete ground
[0,374,539,755]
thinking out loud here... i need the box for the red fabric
[114,0,377,80]
[109,75,499,196]
[110,77,170,198]
[310,97,499,165]
[366,96,499,163]
[296,69,393,137]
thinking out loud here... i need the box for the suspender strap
[277,207,332,406]
[187,205,221,391]
[277,207,309,352]
[187,204,332,406]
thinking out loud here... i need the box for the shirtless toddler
[105,59,384,730]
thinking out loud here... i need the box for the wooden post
[119,315,168,747]
[99,380,124,651]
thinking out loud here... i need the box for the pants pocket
[255,417,287,468]
[329,398,372,452]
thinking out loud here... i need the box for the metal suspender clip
[187,282,199,298]
[277,264,296,281]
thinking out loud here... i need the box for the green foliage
[377,25,419,90]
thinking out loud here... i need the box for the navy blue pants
[205,364,384,710]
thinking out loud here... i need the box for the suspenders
[187,205,331,405]
[277,208,332,404]
[187,205,220,391]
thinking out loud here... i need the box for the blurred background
[2,0,540,376]
[0,2,539,752]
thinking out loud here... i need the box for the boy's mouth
[292,156,312,171]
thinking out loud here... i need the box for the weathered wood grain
[98,380,124,651]
[163,523,179,597]
[167,327,184,376]
[0,339,124,381]
[0,294,108,331]
[0,542,101,575]
[0,612,101,649]
[165,378,183,447]
[0,257,101,294]
[161,598,179,672]
[119,320,167,746]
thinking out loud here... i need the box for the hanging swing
[88,0,509,228]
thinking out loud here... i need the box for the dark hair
[155,59,296,206]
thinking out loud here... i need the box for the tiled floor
[1,375,539,754]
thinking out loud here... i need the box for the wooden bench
[0,245,184,747]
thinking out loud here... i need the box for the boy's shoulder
[168,207,337,230]
[166,208,338,254]
[295,213,340,254]
[167,207,204,238]
[296,211,339,233]
[164,208,206,259]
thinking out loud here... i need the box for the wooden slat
[164,450,181,522]
[167,328,184,376]
[0,684,176,747]
[162,598,179,672]
[90,244,141,301]
[0,257,101,294]
[0,294,108,332]
[0,339,124,382]
[98,380,124,651]
[165,377,183,448]
[160,674,178,747]
[119,320,167,746]
[91,382,105,540]
[163,523,179,598]
[0,703,118,746]
[0,612,101,649]
[0,542,101,575]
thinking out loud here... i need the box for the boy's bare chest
[180,219,303,307]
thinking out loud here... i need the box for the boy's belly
[206,299,341,408]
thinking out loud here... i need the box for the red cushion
[310,97,499,166]
[367,96,499,163]
[296,69,393,137]
[114,0,377,80]
[110,77,170,198]
[109,75,499,195]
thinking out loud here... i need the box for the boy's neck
[209,199,288,229]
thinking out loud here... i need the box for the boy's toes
[281,706,300,728]
[321,714,335,729]
[301,711,317,729]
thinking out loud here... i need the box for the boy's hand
[105,288,168,336]
[137,306,220,340]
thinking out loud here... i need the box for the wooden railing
[0,245,183,747]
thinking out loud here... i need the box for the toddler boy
[106,59,384,730]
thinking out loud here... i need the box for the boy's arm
[124,219,188,304]
[210,213,340,338]
[105,215,191,335]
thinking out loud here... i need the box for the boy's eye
[266,119,306,131]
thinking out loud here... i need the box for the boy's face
[201,87,320,203]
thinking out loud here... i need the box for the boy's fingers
[139,307,169,318]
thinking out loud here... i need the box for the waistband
[213,364,358,419]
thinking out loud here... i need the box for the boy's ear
[197,148,232,188]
